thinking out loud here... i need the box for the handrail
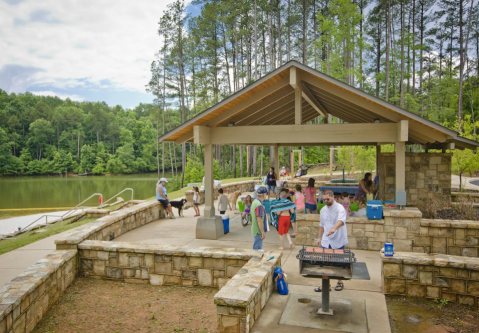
[2,193,103,242]
[101,188,134,208]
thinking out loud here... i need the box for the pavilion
[159,61,479,238]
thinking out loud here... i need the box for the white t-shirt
[319,201,348,249]
[193,192,199,203]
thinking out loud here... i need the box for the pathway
[451,174,479,191]
[0,210,83,236]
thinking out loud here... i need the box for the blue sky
[0,0,197,109]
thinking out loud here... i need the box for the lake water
[0,173,174,210]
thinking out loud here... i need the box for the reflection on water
[0,173,174,209]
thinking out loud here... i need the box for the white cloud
[0,0,192,95]
[31,90,84,102]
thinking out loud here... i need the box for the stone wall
[382,252,479,306]
[295,209,479,256]
[55,200,163,250]
[77,240,281,333]
[0,250,77,333]
[378,153,452,205]
[452,192,479,203]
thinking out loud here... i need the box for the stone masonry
[78,240,282,333]
[295,209,479,256]
[382,252,479,306]
[378,152,452,205]
[55,200,163,250]
[0,250,77,333]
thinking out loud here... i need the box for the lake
[0,173,174,210]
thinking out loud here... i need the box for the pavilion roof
[159,61,478,150]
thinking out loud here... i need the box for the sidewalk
[451,174,479,191]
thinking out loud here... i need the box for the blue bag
[273,267,289,295]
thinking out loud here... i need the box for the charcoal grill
[296,246,369,316]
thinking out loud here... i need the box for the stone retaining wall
[452,192,479,203]
[77,240,281,333]
[0,250,77,333]
[55,200,163,250]
[295,208,479,256]
[382,252,479,306]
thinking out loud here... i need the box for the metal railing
[101,188,134,208]
[2,193,103,243]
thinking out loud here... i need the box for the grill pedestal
[297,246,370,316]
[318,278,334,315]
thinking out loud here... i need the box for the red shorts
[278,216,291,235]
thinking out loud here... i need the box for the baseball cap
[160,178,168,183]
[256,187,268,194]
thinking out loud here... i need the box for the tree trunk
[240,145,243,177]
[412,0,416,97]
[302,0,307,64]
[233,144,236,178]
[277,0,282,67]
[287,0,291,61]
[400,0,405,107]
[254,0,258,80]
[385,0,390,101]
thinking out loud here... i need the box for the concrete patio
[114,196,391,333]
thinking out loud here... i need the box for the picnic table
[319,186,358,196]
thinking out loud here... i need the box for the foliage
[336,146,376,178]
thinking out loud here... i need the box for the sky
[0,0,199,109]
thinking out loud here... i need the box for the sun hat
[160,178,168,183]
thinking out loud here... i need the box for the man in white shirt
[315,189,348,292]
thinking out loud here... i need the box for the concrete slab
[279,293,368,333]
[252,285,391,333]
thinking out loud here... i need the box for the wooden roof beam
[301,82,328,119]
[174,76,290,144]
[193,123,401,145]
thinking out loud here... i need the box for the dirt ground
[33,278,218,333]
[387,295,479,333]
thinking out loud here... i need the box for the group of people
[246,185,348,292]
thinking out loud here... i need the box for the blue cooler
[221,214,230,234]
[367,200,383,219]
[385,243,394,256]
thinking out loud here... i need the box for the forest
[1,0,478,190]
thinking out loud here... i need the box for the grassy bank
[0,218,97,256]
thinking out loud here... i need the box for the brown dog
[226,191,242,210]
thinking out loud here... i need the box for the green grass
[0,218,98,256]
[145,176,256,201]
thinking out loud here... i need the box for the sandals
[314,282,343,292]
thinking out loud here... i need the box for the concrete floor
[115,196,391,333]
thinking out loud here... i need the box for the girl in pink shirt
[304,178,318,214]
[294,184,305,214]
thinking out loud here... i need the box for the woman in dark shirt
[266,167,277,200]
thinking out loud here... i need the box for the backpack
[273,267,289,295]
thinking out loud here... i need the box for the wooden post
[395,141,405,192]
[295,89,302,125]
[330,148,333,176]
[274,145,280,178]
[204,143,215,218]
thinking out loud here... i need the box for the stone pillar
[204,143,215,218]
